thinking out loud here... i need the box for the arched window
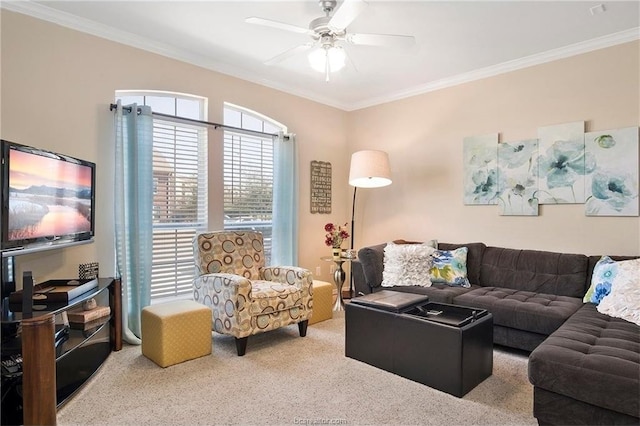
[223,103,285,264]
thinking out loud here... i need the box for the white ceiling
[5,1,640,111]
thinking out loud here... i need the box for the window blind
[151,119,207,300]
[223,131,274,263]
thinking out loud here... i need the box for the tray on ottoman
[350,290,429,312]
[346,292,493,397]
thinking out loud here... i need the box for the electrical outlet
[315,266,321,276]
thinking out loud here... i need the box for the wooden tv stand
[2,278,122,425]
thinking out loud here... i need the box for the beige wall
[1,11,639,290]
[1,11,348,286]
[347,41,640,255]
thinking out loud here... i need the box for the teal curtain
[271,132,298,266]
[114,100,153,344]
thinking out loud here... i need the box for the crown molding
[347,27,640,111]
[3,1,638,112]
[0,1,351,111]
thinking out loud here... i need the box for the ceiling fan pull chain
[325,48,331,82]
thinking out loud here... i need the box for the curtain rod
[109,103,285,140]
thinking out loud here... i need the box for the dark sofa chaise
[352,241,639,425]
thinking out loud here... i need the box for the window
[223,104,284,264]
[116,91,207,301]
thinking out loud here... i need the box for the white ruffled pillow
[381,241,437,288]
[596,258,640,325]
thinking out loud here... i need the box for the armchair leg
[235,337,249,356]
[298,320,308,337]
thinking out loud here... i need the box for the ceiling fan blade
[264,43,314,66]
[346,33,416,48]
[329,0,368,31]
[245,17,313,35]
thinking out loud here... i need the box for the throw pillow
[429,247,471,288]
[381,242,437,288]
[596,258,640,325]
[584,256,617,305]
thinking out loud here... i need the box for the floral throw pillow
[381,242,437,288]
[429,247,471,288]
[596,258,640,325]
[584,256,617,305]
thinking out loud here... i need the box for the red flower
[324,222,350,248]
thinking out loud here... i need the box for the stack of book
[68,304,111,332]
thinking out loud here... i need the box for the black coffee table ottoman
[345,290,493,397]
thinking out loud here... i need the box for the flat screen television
[0,140,96,253]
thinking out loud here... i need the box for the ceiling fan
[246,0,415,82]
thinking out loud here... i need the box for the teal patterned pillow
[429,247,471,288]
[583,256,617,305]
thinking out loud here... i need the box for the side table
[320,256,352,311]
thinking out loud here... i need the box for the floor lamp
[348,150,392,296]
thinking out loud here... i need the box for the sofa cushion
[381,241,436,288]
[586,255,638,285]
[596,258,640,325]
[528,303,640,419]
[429,247,471,287]
[454,287,582,335]
[480,247,588,297]
[437,242,486,285]
[584,256,618,305]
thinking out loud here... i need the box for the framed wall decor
[584,127,639,216]
[463,123,639,218]
[536,121,587,204]
[463,133,499,205]
[497,139,539,216]
[310,160,332,214]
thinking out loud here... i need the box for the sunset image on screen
[8,147,93,242]
[9,149,92,190]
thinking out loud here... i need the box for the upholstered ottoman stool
[141,300,212,367]
[309,280,333,325]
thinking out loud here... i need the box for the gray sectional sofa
[352,241,639,425]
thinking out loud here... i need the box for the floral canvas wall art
[584,127,639,216]
[463,124,638,217]
[463,133,499,205]
[536,122,591,204]
[497,139,539,216]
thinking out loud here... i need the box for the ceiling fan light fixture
[308,45,346,73]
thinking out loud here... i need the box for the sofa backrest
[480,247,588,297]
[356,242,387,289]
[356,241,487,290]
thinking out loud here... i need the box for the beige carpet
[57,312,536,425]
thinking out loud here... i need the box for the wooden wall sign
[310,160,331,214]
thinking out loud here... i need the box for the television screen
[1,140,95,251]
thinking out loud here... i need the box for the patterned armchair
[193,231,313,356]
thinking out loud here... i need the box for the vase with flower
[324,222,350,260]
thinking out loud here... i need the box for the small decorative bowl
[82,298,97,311]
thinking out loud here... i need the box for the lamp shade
[308,46,346,73]
[348,150,392,188]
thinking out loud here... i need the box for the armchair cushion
[194,231,264,279]
[248,281,305,315]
